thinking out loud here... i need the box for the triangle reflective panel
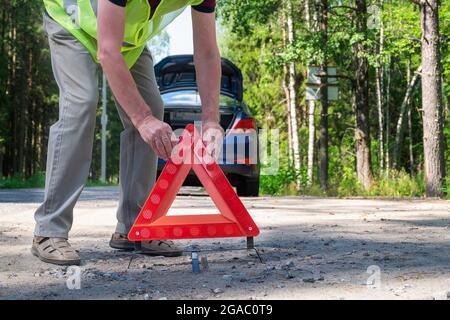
[128,124,260,241]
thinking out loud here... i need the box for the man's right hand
[136,115,176,160]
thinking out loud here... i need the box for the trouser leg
[34,14,99,238]
[114,47,164,235]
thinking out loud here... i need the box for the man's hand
[137,115,176,160]
[202,120,224,162]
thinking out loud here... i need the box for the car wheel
[237,179,260,197]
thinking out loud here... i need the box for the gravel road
[0,187,449,300]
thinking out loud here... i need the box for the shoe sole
[109,239,135,251]
[110,239,183,257]
[31,247,81,266]
[137,250,183,257]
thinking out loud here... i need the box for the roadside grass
[0,172,117,189]
[1,170,447,199]
[260,168,448,199]
[0,172,46,189]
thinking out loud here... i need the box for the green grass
[260,167,448,198]
[0,172,46,189]
[1,170,447,199]
[0,172,117,189]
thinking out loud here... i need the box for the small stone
[285,272,295,279]
[143,294,151,300]
[158,297,168,300]
[212,288,223,294]
[282,261,295,270]
[303,277,316,283]
[222,275,232,287]
[393,289,404,296]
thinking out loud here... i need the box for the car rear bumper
[157,160,259,185]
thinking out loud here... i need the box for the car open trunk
[155,55,244,131]
[161,91,237,131]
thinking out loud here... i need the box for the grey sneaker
[31,236,81,266]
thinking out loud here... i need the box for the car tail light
[230,118,257,133]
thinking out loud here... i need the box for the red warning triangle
[128,124,260,241]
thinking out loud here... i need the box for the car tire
[237,179,260,197]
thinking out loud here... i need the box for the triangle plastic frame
[128,124,260,241]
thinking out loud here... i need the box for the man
[32,0,223,265]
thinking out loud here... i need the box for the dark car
[154,55,260,196]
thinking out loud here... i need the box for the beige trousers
[34,14,163,238]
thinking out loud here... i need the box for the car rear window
[161,90,238,108]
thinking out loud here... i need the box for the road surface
[0,187,449,300]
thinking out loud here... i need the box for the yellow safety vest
[43,0,203,68]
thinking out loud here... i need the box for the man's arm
[191,8,224,159]
[97,0,175,160]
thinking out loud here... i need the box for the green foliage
[1,0,448,200]
[217,0,280,35]
[332,166,367,197]
[260,168,298,196]
[0,172,46,189]
[0,171,116,189]
[218,0,448,199]
[261,167,429,198]
[368,170,424,197]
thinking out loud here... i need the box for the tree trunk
[407,100,415,176]
[283,66,294,167]
[281,8,293,167]
[304,0,311,31]
[307,100,315,186]
[353,0,373,190]
[384,56,391,173]
[306,0,315,187]
[375,1,385,172]
[287,0,301,186]
[419,0,445,197]
[318,0,328,190]
[406,58,415,176]
[393,64,422,169]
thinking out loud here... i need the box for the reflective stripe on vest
[43,0,204,68]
